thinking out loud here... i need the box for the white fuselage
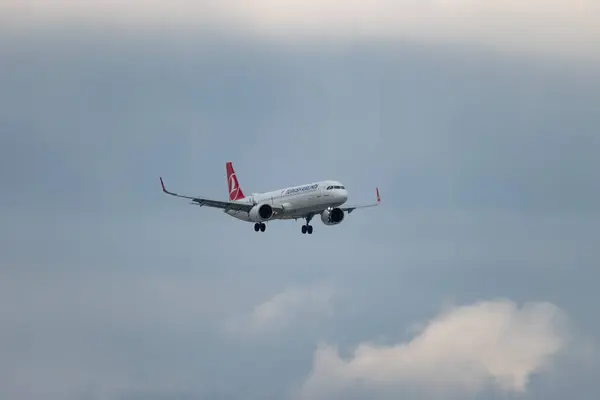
[224,180,349,222]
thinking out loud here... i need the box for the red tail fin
[226,161,245,201]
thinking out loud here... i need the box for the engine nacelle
[320,207,345,225]
[248,203,274,222]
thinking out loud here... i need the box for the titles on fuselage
[284,183,319,195]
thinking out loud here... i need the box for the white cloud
[225,283,334,337]
[298,299,571,399]
[2,1,599,61]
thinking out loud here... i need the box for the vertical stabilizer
[226,161,245,201]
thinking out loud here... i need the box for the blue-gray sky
[1,2,599,399]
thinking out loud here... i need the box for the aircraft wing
[160,177,284,213]
[341,187,381,214]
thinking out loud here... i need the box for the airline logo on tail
[226,162,245,201]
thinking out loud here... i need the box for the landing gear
[254,222,266,232]
[302,224,313,234]
[301,214,314,235]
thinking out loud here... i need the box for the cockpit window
[326,185,345,190]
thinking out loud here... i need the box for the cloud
[2,1,599,62]
[298,299,571,399]
[225,283,335,337]
[1,23,599,399]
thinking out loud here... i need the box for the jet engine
[320,207,345,225]
[248,203,274,222]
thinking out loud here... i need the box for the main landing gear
[301,214,314,235]
[301,225,313,234]
[254,222,266,232]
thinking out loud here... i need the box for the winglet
[376,187,381,203]
[160,177,167,193]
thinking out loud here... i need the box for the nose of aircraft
[340,189,349,202]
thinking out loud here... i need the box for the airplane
[159,161,380,234]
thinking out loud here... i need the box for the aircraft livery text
[284,183,319,196]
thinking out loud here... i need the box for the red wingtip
[160,177,166,192]
[376,187,381,203]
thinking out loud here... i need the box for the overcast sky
[1,1,599,399]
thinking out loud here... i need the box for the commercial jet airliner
[160,161,380,234]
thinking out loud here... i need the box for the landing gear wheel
[254,223,260,232]
[302,214,314,235]
[260,223,266,232]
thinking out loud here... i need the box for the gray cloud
[2,1,599,63]
[225,283,335,338]
[1,27,599,400]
